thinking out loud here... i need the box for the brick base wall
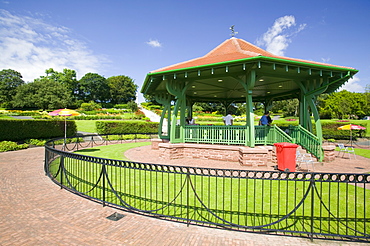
[152,140,338,169]
[157,143,274,166]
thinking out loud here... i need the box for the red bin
[274,142,299,172]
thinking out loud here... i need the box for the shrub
[114,104,128,109]
[0,119,77,141]
[96,120,159,134]
[127,101,138,113]
[80,101,102,111]
[0,141,29,152]
[25,139,47,146]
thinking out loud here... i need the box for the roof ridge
[204,38,237,57]
[232,38,263,57]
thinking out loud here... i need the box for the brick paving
[0,147,368,245]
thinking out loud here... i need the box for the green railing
[184,125,246,145]
[183,125,293,146]
[289,125,323,161]
[255,125,294,145]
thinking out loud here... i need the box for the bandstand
[141,37,358,162]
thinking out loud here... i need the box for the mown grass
[74,142,151,160]
[0,114,14,119]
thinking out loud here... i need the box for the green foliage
[127,100,138,113]
[0,69,24,106]
[271,99,299,117]
[40,68,78,101]
[0,141,28,152]
[320,121,366,140]
[78,73,110,103]
[96,120,159,134]
[319,90,369,119]
[13,79,72,110]
[107,75,138,104]
[114,104,128,109]
[71,115,125,120]
[80,101,102,111]
[25,139,47,146]
[0,119,77,141]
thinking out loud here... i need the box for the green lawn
[335,147,370,159]
[0,114,14,119]
[74,142,151,160]
[75,120,97,133]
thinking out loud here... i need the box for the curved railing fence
[44,134,370,242]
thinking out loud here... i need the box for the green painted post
[246,70,256,147]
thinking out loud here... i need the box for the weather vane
[230,25,238,37]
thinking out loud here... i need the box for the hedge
[96,120,159,134]
[0,119,77,141]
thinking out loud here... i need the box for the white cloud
[0,9,109,82]
[257,15,306,56]
[339,76,364,93]
[321,57,331,63]
[146,39,162,48]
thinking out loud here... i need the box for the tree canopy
[1,68,139,109]
[13,79,72,110]
[77,73,110,103]
[318,90,369,119]
[0,69,24,107]
[107,75,137,104]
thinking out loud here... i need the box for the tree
[319,90,368,119]
[77,73,109,103]
[0,69,24,107]
[107,75,138,104]
[36,68,79,107]
[13,79,72,110]
[271,99,299,117]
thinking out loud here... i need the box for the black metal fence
[44,134,370,242]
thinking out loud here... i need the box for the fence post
[310,177,315,241]
[187,171,190,227]
[60,156,64,189]
[102,164,106,207]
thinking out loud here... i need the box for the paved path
[0,148,365,245]
[140,107,168,134]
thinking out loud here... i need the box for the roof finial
[230,25,238,37]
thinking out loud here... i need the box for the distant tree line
[0,68,138,110]
[270,88,370,119]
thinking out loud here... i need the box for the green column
[246,89,255,147]
[155,93,172,139]
[246,70,256,147]
[166,79,186,143]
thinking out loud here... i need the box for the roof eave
[141,56,358,94]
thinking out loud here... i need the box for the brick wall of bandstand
[151,139,336,166]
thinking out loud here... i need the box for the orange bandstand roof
[152,37,355,73]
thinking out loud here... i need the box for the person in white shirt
[222,112,234,126]
[186,117,195,125]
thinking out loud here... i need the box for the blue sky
[1,0,369,102]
